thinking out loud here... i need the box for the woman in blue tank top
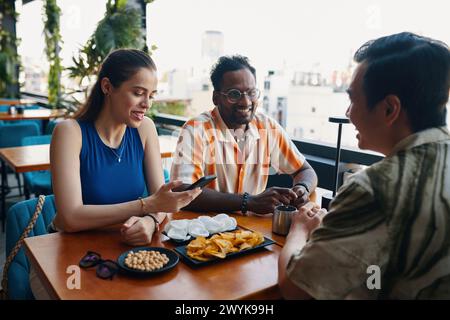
[50,49,201,245]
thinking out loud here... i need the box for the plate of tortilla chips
[174,229,275,266]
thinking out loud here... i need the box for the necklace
[109,147,123,162]
[108,134,126,163]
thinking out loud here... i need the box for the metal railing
[18,93,383,190]
[154,112,384,191]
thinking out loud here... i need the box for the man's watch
[294,182,310,194]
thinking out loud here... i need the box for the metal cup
[272,205,298,236]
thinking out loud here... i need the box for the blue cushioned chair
[141,170,170,197]
[21,135,52,198]
[0,106,12,112]
[163,168,170,183]
[0,122,40,148]
[0,105,41,112]
[44,119,58,135]
[9,120,43,133]
[0,105,43,132]
[5,195,56,300]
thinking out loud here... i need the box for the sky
[15,0,450,79]
[147,0,450,74]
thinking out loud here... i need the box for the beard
[231,106,255,125]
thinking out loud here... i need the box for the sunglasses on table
[79,251,119,280]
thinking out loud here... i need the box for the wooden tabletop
[0,135,180,174]
[0,108,66,121]
[0,144,50,173]
[0,98,36,106]
[232,190,324,247]
[24,211,283,300]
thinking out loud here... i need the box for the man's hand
[248,187,298,214]
[289,202,327,238]
[291,185,310,208]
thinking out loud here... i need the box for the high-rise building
[201,30,224,64]
[262,70,289,128]
[199,30,224,79]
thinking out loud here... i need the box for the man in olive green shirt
[279,32,450,299]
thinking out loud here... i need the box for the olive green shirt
[287,127,450,299]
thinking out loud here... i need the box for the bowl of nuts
[117,247,179,275]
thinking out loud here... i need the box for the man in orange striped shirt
[171,55,317,214]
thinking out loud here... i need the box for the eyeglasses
[219,88,260,103]
[79,251,119,280]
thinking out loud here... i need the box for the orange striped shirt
[170,107,305,195]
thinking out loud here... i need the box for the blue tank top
[78,120,146,205]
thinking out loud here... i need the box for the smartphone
[185,175,217,190]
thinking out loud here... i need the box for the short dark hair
[354,32,450,132]
[76,49,157,121]
[210,55,256,91]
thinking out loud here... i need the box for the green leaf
[67,0,157,99]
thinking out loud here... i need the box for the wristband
[241,192,250,216]
[146,214,160,232]
[294,182,310,194]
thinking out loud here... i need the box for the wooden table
[0,144,50,230]
[234,188,327,247]
[24,211,283,300]
[0,108,66,121]
[0,134,178,173]
[0,98,36,106]
[0,144,50,173]
[0,108,66,136]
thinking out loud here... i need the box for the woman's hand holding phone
[146,180,202,213]
[185,175,217,190]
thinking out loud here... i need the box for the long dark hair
[75,49,157,121]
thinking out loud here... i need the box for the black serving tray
[174,234,275,267]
